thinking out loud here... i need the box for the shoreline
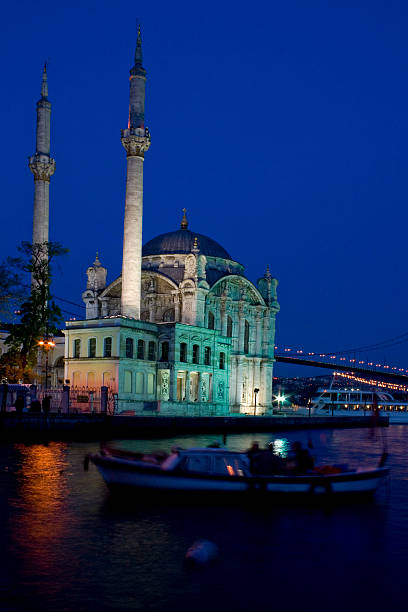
[0,413,389,442]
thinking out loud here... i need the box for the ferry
[310,387,408,423]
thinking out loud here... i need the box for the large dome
[142,229,232,260]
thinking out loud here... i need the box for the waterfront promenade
[0,412,389,442]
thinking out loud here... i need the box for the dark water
[1,427,407,612]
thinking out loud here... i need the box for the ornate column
[255,308,263,356]
[169,367,178,401]
[260,361,273,409]
[238,303,245,353]
[173,292,181,322]
[120,28,151,319]
[262,313,270,358]
[235,356,244,409]
[185,372,191,402]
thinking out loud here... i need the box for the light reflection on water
[1,427,408,611]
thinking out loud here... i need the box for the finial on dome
[94,251,101,267]
[265,264,271,278]
[192,236,200,254]
[181,208,188,230]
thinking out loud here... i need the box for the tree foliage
[0,262,25,322]
[1,241,68,381]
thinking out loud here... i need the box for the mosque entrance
[177,371,186,401]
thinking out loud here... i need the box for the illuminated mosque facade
[31,31,280,415]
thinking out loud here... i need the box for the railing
[35,386,117,414]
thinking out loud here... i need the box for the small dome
[142,229,232,259]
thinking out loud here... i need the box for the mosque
[29,30,280,415]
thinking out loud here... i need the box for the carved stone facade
[69,233,279,414]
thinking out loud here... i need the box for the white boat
[87,446,389,498]
[310,386,408,423]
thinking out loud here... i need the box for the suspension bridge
[274,330,408,391]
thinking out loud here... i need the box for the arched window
[136,372,144,394]
[103,337,112,357]
[219,352,226,370]
[180,342,187,362]
[161,341,169,361]
[72,371,81,386]
[148,341,156,361]
[204,346,211,366]
[125,337,134,358]
[103,371,112,387]
[208,311,215,330]
[227,316,233,338]
[244,320,249,354]
[73,339,81,358]
[137,339,145,360]
[88,338,96,358]
[192,344,200,364]
[147,373,155,395]
[124,370,132,393]
[162,308,175,322]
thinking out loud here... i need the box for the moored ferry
[310,387,408,423]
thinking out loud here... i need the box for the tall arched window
[244,320,249,354]
[88,338,96,358]
[204,346,211,366]
[180,342,187,362]
[125,337,134,358]
[192,344,200,364]
[73,339,81,358]
[137,339,145,360]
[103,337,112,357]
[219,352,226,370]
[161,341,169,361]
[148,341,156,361]
[162,308,175,322]
[227,316,233,338]
[208,311,215,330]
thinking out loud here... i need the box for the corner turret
[83,253,108,319]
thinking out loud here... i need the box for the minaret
[120,27,151,318]
[28,64,56,245]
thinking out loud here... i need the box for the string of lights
[334,371,408,393]
[274,337,408,373]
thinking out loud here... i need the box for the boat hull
[91,455,388,497]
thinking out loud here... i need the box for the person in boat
[247,442,284,475]
[286,441,314,474]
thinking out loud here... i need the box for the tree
[0,262,25,323]
[1,241,68,380]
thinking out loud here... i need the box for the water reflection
[9,444,79,599]
[1,428,405,611]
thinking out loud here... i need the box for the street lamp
[275,393,286,411]
[253,388,259,416]
[38,337,55,389]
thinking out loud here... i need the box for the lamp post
[253,388,259,416]
[38,337,55,389]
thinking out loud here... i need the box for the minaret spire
[41,63,48,98]
[29,64,56,250]
[134,25,143,67]
[120,28,151,319]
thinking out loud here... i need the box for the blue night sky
[1,0,408,375]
